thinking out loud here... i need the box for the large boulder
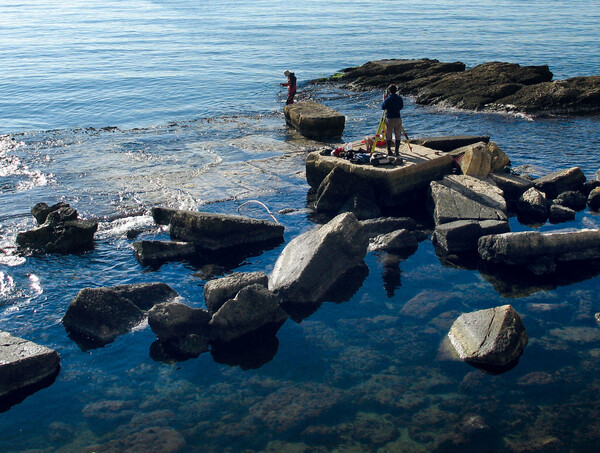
[269,212,369,305]
[454,142,510,177]
[478,229,600,274]
[132,240,198,266]
[16,206,98,254]
[448,305,528,371]
[169,210,284,252]
[533,167,586,199]
[62,283,179,347]
[283,101,345,138]
[209,284,288,343]
[429,175,508,225]
[314,166,372,213]
[148,302,211,358]
[554,190,587,211]
[204,271,269,314]
[0,331,61,408]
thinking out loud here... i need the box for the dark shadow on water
[149,340,207,364]
[210,323,283,370]
[281,262,369,323]
[464,358,521,375]
[479,259,600,298]
[434,245,479,271]
[64,329,113,352]
[0,367,61,413]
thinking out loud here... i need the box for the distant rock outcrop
[313,58,600,116]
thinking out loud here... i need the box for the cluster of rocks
[16,202,98,254]
[312,58,600,116]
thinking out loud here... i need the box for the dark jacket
[381,94,403,119]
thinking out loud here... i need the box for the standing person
[281,70,297,105]
[381,84,404,156]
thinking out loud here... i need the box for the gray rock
[148,302,211,357]
[132,240,197,266]
[433,219,510,254]
[169,210,284,252]
[283,101,345,138]
[533,167,586,199]
[583,180,600,196]
[0,331,60,405]
[62,283,179,347]
[315,167,372,213]
[488,172,534,201]
[411,135,490,152]
[549,204,576,223]
[588,187,600,211]
[209,284,288,343]
[429,175,507,225]
[269,212,368,305]
[554,190,587,211]
[204,271,269,314]
[368,229,418,255]
[478,229,600,274]
[516,187,549,223]
[359,216,417,238]
[17,206,98,254]
[448,305,528,369]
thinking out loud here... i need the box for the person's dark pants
[286,93,295,105]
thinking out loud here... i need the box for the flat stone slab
[412,135,490,152]
[0,331,60,406]
[306,145,453,207]
[284,101,345,138]
[429,175,508,225]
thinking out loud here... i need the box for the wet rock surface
[0,331,61,410]
[16,203,98,254]
[314,58,600,115]
[204,271,269,314]
[168,210,285,252]
[62,283,179,348]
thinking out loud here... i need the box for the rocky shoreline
[311,58,600,116]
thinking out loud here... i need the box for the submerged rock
[284,101,345,138]
[62,283,179,348]
[478,229,600,274]
[269,212,368,305]
[0,331,61,410]
[448,305,528,371]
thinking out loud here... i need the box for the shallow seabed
[2,86,600,451]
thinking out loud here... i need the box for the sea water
[1,0,600,451]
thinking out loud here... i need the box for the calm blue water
[1,1,600,451]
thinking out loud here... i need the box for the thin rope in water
[237,200,279,224]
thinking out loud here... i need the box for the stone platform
[306,143,454,207]
[284,101,345,138]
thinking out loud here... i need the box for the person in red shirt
[281,70,297,105]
